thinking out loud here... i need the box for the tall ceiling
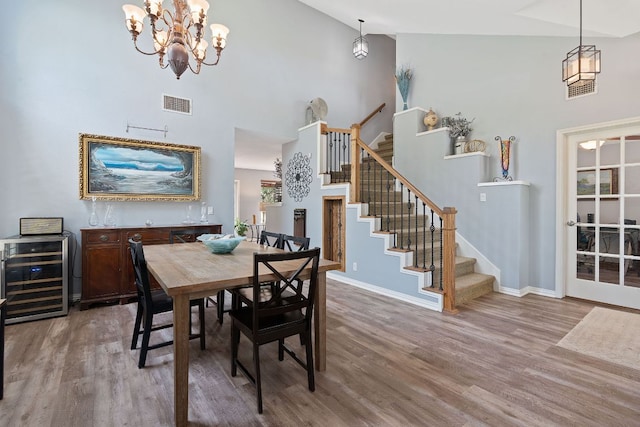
[297,0,640,38]
[237,0,640,172]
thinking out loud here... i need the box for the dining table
[143,240,341,427]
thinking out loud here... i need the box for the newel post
[442,207,458,314]
[350,124,361,203]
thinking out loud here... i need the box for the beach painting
[577,168,618,197]
[79,134,201,201]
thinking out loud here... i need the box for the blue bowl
[197,234,245,254]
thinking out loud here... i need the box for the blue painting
[80,134,201,201]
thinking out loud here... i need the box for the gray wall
[234,168,275,225]
[396,32,640,290]
[0,0,396,296]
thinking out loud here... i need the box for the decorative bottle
[89,196,99,227]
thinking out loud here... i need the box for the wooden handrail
[359,103,386,128]
[354,137,445,217]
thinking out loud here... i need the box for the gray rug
[557,306,640,370]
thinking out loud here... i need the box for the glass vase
[88,196,99,227]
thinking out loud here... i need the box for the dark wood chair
[230,247,320,413]
[281,234,310,252]
[129,239,205,368]
[258,230,283,248]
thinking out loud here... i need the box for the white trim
[444,151,489,160]
[499,285,560,299]
[369,132,391,150]
[298,120,326,132]
[327,272,443,312]
[393,106,428,119]
[416,127,449,138]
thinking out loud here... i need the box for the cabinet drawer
[124,229,167,243]
[85,231,120,244]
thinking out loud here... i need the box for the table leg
[314,272,326,371]
[173,294,190,427]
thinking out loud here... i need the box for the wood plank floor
[2,279,640,426]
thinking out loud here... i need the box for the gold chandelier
[122,0,229,79]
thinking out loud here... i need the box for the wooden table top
[144,241,341,297]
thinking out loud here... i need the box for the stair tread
[455,272,494,289]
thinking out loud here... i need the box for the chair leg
[217,290,225,324]
[278,338,284,361]
[304,331,315,392]
[138,309,153,369]
[131,302,143,350]
[198,299,206,350]
[254,342,263,414]
[230,322,240,377]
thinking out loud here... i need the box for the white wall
[234,168,275,225]
[396,32,640,291]
[0,0,396,295]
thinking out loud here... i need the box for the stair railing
[320,123,458,313]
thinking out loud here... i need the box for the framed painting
[577,168,618,196]
[79,133,201,201]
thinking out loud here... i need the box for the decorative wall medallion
[285,152,313,202]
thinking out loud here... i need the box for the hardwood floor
[2,279,640,426]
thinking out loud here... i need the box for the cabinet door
[83,246,121,299]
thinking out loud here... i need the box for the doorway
[323,196,345,272]
[557,117,640,309]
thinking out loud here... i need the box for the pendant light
[562,0,601,88]
[353,19,368,60]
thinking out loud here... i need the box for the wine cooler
[0,233,69,324]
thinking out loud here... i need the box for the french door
[564,121,640,309]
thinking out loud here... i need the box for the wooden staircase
[336,133,495,306]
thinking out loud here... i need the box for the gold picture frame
[577,168,618,196]
[79,133,201,201]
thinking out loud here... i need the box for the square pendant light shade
[353,35,368,60]
[563,45,601,87]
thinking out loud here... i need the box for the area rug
[557,306,640,370]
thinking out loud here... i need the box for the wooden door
[323,196,345,271]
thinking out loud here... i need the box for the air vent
[567,80,597,100]
[162,94,192,115]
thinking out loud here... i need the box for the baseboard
[327,272,442,312]
[499,285,559,298]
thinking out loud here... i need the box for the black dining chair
[281,234,310,252]
[129,238,206,368]
[258,230,283,248]
[229,247,320,413]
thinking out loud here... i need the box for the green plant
[234,218,248,236]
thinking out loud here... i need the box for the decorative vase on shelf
[424,108,438,131]
[455,136,467,155]
[88,196,99,227]
[183,204,196,224]
[200,202,208,224]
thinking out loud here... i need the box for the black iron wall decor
[285,152,313,202]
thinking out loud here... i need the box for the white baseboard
[327,272,442,312]
[499,285,559,298]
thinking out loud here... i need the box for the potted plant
[234,218,248,237]
[447,112,475,154]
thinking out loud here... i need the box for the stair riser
[456,279,494,305]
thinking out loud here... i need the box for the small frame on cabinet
[577,168,618,197]
[79,133,201,201]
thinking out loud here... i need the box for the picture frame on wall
[577,168,618,196]
[79,133,201,201]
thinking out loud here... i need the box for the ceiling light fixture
[562,0,600,88]
[579,140,605,150]
[122,0,229,79]
[353,19,368,60]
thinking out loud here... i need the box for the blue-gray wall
[396,33,640,291]
[0,0,396,296]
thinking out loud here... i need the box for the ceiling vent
[567,80,597,100]
[162,94,192,115]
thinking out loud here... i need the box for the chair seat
[231,306,305,330]
[149,289,173,312]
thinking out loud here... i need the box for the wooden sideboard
[80,224,222,310]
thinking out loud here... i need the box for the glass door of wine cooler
[0,234,69,324]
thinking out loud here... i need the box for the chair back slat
[128,239,153,308]
[259,230,283,248]
[251,248,320,330]
[169,229,199,243]
[282,235,310,252]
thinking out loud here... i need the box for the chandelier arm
[187,61,202,75]
[132,38,167,56]
[200,51,222,66]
